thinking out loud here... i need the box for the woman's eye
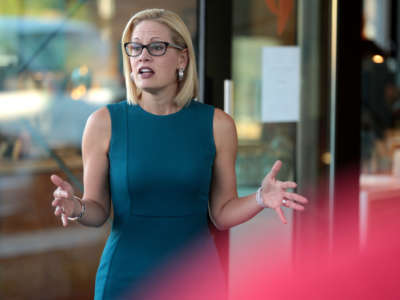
[151,44,164,51]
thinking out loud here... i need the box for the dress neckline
[134,99,192,118]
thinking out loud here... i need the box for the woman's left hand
[260,160,308,224]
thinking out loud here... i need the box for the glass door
[226,0,334,297]
[228,0,299,295]
[359,0,400,250]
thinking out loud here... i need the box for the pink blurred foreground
[125,182,400,300]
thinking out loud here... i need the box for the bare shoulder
[87,106,110,128]
[213,108,236,134]
[83,106,111,152]
[213,108,237,148]
[85,107,110,134]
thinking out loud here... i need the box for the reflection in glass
[359,0,400,252]
[232,0,297,188]
[0,1,198,299]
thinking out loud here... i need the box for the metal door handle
[224,79,234,116]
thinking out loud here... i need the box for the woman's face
[129,20,187,96]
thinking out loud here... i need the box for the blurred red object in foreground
[124,187,400,300]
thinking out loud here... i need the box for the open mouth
[138,67,154,75]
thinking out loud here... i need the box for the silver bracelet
[256,187,267,208]
[68,196,86,221]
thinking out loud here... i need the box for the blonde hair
[121,8,198,106]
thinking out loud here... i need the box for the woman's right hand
[50,174,79,227]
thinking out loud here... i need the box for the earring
[178,68,184,81]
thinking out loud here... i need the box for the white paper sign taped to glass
[261,46,300,123]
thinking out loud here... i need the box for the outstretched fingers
[52,201,70,227]
[52,187,69,211]
[281,192,308,211]
[61,213,69,227]
[50,175,74,227]
[284,192,308,204]
[278,181,297,190]
[274,206,287,224]
[54,205,63,217]
[53,188,68,199]
[283,199,305,211]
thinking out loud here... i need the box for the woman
[51,8,307,300]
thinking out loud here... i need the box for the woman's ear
[178,48,189,70]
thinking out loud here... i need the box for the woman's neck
[139,88,180,116]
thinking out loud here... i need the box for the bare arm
[51,106,111,227]
[209,109,308,231]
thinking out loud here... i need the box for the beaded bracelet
[67,196,86,221]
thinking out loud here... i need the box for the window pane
[0,1,197,299]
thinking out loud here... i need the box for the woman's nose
[138,47,152,61]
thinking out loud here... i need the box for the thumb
[50,174,73,193]
[267,160,282,180]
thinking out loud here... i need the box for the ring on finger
[282,199,288,206]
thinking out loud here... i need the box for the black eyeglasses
[124,41,185,57]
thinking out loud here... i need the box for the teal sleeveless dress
[94,100,226,300]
